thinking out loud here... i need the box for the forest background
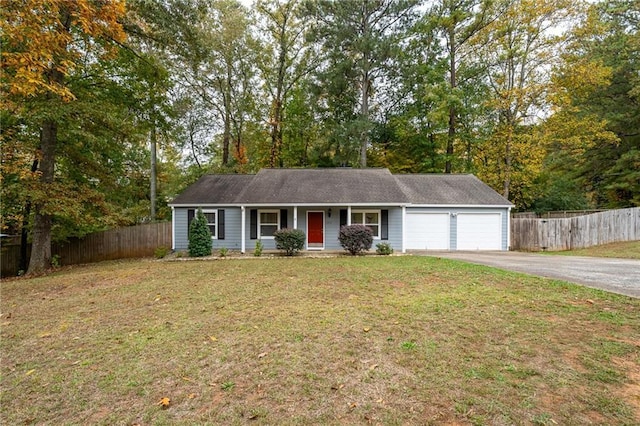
[1,0,639,273]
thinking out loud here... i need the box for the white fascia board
[406,204,512,209]
[169,202,405,207]
[241,202,404,207]
[169,203,234,208]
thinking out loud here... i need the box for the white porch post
[171,206,176,250]
[293,206,298,229]
[347,206,351,225]
[241,206,246,253]
[401,205,406,253]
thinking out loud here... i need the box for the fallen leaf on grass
[25,369,35,376]
[369,364,379,371]
[209,335,217,342]
[363,327,371,332]
[257,352,267,358]
[157,397,170,408]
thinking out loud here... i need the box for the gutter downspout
[507,206,512,251]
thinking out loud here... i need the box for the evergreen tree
[188,208,212,257]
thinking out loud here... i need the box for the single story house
[169,168,513,253]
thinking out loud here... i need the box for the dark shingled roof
[394,174,512,205]
[235,168,407,204]
[169,169,512,206]
[170,174,255,204]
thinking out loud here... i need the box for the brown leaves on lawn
[157,397,170,409]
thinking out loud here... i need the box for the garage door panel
[457,213,501,250]
[406,213,449,250]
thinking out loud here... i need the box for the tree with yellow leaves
[469,0,582,207]
[1,0,126,274]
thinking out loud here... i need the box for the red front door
[307,212,324,247]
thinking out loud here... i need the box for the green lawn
[544,241,640,260]
[1,256,639,425]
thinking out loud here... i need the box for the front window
[203,209,217,239]
[259,210,280,238]
[351,210,380,238]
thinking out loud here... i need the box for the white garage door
[457,213,502,250]
[405,213,449,250]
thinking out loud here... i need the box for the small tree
[274,228,306,256]
[338,224,373,255]
[188,208,212,257]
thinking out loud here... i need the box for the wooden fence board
[1,222,172,277]
[511,207,640,251]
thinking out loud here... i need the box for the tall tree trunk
[446,25,456,174]
[27,120,57,274]
[222,64,233,166]
[27,7,70,275]
[269,98,282,168]
[360,72,369,168]
[269,18,288,169]
[503,125,512,200]
[19,157,39,274]
[222,108,230,165]
[150,123,157,221]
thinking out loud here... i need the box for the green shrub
[338,224,373,255]
[51,254,61,268]
[254,240,263,257]
[376,242,394,255]
[188,208,212,257]
[274,228,305,256]
[154,246,170,259]
[219,247,229,257]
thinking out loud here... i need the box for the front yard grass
[1,256,639,425]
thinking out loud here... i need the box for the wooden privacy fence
[1,222,172,277]
[511,207,639,251]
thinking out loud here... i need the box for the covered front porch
[239,205,402,254]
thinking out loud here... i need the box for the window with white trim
[202,209,217,239]
[259,210,280,238]
[351,210,380,238]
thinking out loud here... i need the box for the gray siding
[174,206,404,253]
[173,207,243,251]
[174,205,508,252]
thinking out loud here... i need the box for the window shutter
[340,209,347,227]
[250,209,258,239]
[280,209,288,229]
[218,209,225,240]
[381,209,389,240]
[187,209,195,232]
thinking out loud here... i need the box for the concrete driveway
[420,251,640,298]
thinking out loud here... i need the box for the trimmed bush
[338,224,373,255]
[274,228,306,256]
[376,242,394,255]
[188,208,212,257]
